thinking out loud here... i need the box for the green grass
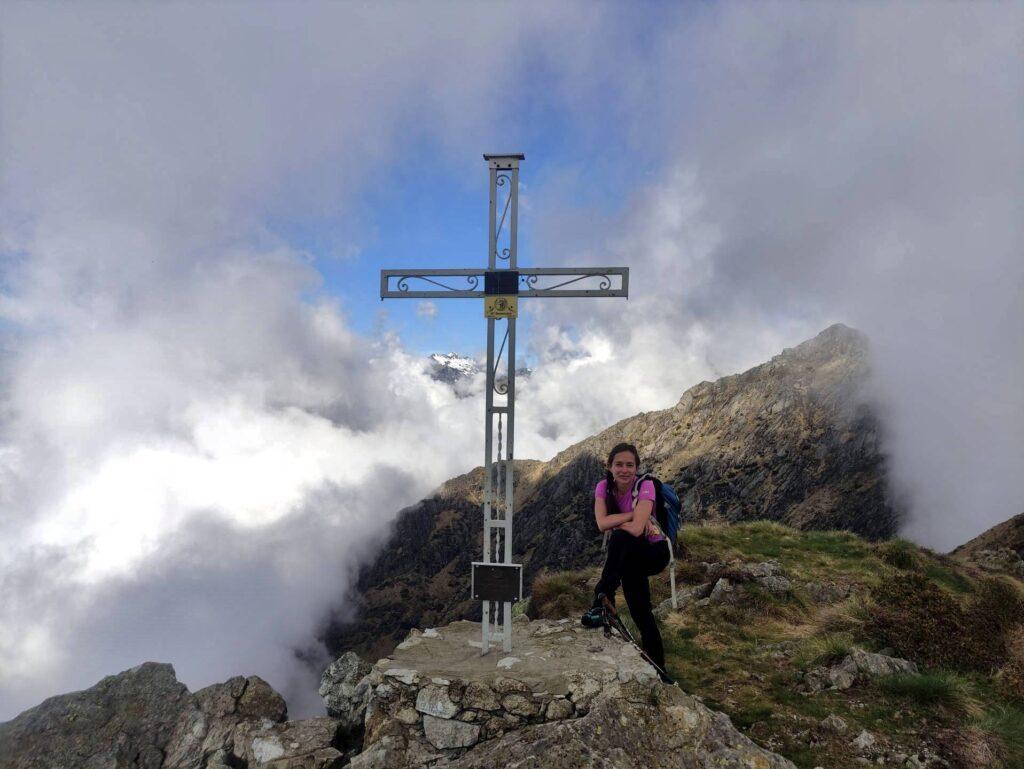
[663,631,711,664]
[978,704,1024,769]
[530,521,1024,766]
[922,561,975,594]
[876,538,921,570]
[792,633,855,669]
[876,671,982,716]
[728,701,774,729]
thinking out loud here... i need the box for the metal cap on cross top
[379,153,628,654]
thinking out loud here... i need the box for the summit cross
[380,154,629,653]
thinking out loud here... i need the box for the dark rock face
[324,324,902,661]
[0,663,344,769]
[0,662,191,769]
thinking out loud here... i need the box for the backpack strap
[632,473,677,609]
[631,473,653,507]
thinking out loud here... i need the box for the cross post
[380,154,628,653]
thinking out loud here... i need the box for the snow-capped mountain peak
[429,352,479,375]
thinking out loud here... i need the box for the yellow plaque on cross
[484,295,518,319]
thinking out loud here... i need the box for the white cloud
[528,2,1024,550]
[417,301,438,320]
[0,0,595,717]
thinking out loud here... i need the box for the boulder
[803,580,854,604]
[234,716,346,769]
[819,713,849,735]
[851,729,876,752]
[805,647,918,692]
[0,662,190,769]
[422,714,481,749]
[165,674,289,767]
[415,685,459,719]
[319,650,373,733]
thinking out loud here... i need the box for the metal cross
[380,154,629,653]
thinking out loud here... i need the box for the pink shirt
[595,478,665,542]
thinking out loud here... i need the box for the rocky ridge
[326,324,900,661]
[0,618,798,769]
[951,512,1024,577]
[0,663,347,769]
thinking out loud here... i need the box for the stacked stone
[355,667,586,761]
[321,619,663,768]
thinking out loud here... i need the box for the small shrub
[878,671,982,716]
[817,595,871,634]
[867,573,1024,672]
[866,573,971,669]
[528,570,592,620]
[741,584,810,621]
[995,660,1024,703]
[877,538,922,570]
[996,626,1024,702]
[674,559,709,584]
[966,577,1024,665]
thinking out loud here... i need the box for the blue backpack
[631,473,681,544]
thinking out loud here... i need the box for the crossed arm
[594,495,654,537]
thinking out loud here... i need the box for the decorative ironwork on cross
[380,154,629,653]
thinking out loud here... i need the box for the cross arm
[380,267,628,299]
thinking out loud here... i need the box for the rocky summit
[0,619,797,769]
[323,616,795,769]
[325,324,901,661]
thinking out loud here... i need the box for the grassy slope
[527,522,1024,769]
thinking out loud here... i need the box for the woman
[582,442,671,679]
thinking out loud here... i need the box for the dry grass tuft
[528,569,593,620]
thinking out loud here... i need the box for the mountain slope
[324,324,901,660]
[953,512,1024,559]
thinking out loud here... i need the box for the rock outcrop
[321,617,796,769]
[0,662,193,769]
[952,512,1024,559]
[952,512,1024,577]
[0,663,346,769]
[326,324,901,661]
[802,648,918,693]
[654,558,804,618]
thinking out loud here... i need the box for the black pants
[595,530,671,670]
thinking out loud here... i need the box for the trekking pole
[599,596,675,685]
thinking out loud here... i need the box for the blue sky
[0,1,1020,721]
[286,94,664,361]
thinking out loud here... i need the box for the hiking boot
[580,605,605,628]
[581,592,612,628]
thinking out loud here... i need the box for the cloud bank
[1,1,1020,721]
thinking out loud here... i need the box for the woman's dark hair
[604,442,641,515]
[606,442,640,468]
